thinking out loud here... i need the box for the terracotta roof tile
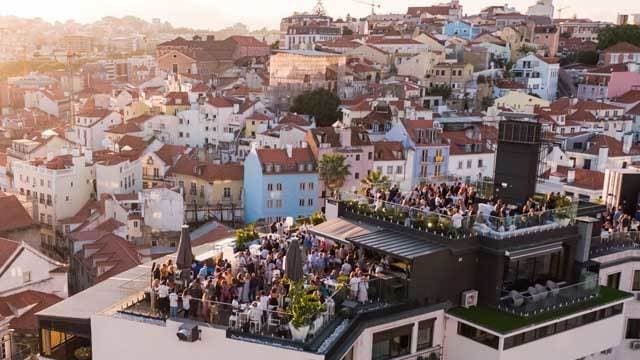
[256,147,316,173]
[603,42,640,53]
[0,290,62,331]
[373,141,405,161]
[0,196,33,233]
[0,237,20,269]
[171,157,243,181]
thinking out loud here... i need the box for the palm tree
[360,170,391,195]
[318,153,351,198]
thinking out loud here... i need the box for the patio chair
[535,284,548,300]
[267,312,280,331]
[510,290,524,307]
[546,280,560,297]
[528,286,540,302]
[228,313,238,329]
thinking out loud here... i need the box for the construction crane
[557,6,571,19]
[353,0,381,15]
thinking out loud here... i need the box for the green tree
[597,24,640,50]
[575,50,599,65]
[517,44,537,55]
[290,88,341,127]
[318,153,351,197]
[360,170,391,194]
[426,84,452,100]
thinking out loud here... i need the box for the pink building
[306,126,374,196]
[607,66,640,98]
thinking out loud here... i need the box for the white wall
[0,244,67,298]
[90,315,324,360]
[142,188,184,232]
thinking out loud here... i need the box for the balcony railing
[497,273,600,317]
[392,346,442,360]
[338,192,577,240]
[589,232,640,257]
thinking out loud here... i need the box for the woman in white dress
[357,275,369,303]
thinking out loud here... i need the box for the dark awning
[310,218,379,243]
[347,230,445,261]
[507,242,564,261]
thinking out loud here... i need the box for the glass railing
[338,192,577,240]
[117,275,407,345]
[497,273,600,317]
[589,231,640,257]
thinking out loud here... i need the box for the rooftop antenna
[353,0,381,15]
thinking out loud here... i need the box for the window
[466,160,472,169]
[478,159,483,168]
[23,271,31,283]
[276,183,282,191]
[308,198,313,207]
[300,183,306,191]
[457,323,499,349]
[267,200,273,208]
[47,215,52,225]
[387,166,393,175]
[417,319,435,350]
[633,270,640,291]
[607,272,621,289]
[458,161,463,169]
[396,166,403,174]
[299,199,305,207]
[355,154,360,161]
[627,319,640,339]
[267,183,273,191]
[354,172,360,180]
[308,182,314,191]
[368,152,373,160]
[224,187,231,198]
[134,221,139,228]
[372,325,413,360]
[275,200,282,208]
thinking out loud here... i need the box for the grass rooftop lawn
[448,286,633,334]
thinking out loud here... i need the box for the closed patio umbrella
[285,239,304,283]
[176,225,193,282]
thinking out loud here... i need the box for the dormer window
[265,164,274,173]
[298,163,305,172]
[306,163,313,171]
[274,164,282,173]
[147,157,154,165]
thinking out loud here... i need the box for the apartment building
[511,54,560,101]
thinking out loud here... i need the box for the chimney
[285,144,293,158]
[567,168,575,183]
[623,133,632,154]
[597,146,609,171]
[340,127,352,148]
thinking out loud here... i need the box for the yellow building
[245,113,273,138]
[171,157,244,209]
[495,91,551,113]
[162,92,191,115]
[123,101,150,121]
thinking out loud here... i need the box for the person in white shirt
[169,290,179,318]
[182,291,191,319]
[349,274,359,299]
[157,281,170,315]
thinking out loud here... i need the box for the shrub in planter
[288,281,326,341]
[74,347,91,360]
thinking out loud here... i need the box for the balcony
[497,273,600,317]
[589,232,640,257]
[337,192,578,241]
[118,276,408,350]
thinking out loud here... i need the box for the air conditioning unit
[177,323,200,342]
[461,290,479,308]
[631,341,640,351]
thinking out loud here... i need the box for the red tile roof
[407,6,453,17]
[105,122,143,134]
[154,144,186,165]
[0,196,33,233]
[78,233,143,283]
[612,90,640,104]
[171,157,244,181]
[544,165,605,190]
[191,224,235,247]
[165,92,190,106]
[0,237,20,269]
[373,141,405,161]
[603,42,640,53]
[583,134,640,157]
[256,147,316,172]
[0,290,62,332]
[280,113,311,126]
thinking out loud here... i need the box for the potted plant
[553,196,573,226]
[288,281,326,342]
[74,347,91,360]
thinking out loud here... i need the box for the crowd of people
[601,207,640,234]
[146,224,394,334]
[361,182,573,232]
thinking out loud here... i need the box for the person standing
[182,290,191,319]
[169,290,179,318]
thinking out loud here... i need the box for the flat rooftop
[447,286,633,334]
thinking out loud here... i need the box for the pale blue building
[442,21,481,40]
[244,146,319,223]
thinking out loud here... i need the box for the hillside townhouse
[69,102,123,149]
[511,54,560,101]
[372,141,408,189]
[429,62,474,99]
[0,195,39,250]
[538,165,605,202]
[396,52,445,80]
[532,25,560,57]
[442,20,481,40]
[170,157,243,219]
[366,37,435,55]
[577,63,640,100]
[346,45,392,66]
[255,123,308,150]
[141,144,186,189]
[5,135,76,178]
[162,92,191,115]
[385,119,450,188]
[94,151,143,198]
[243,146,318,223]
[600,42,640,65]
[548,98,633,140]
[11,150,94,253]
[442,126,496,181]
[23,88,70,120]
[0,237,66,356]
[306,126,374,196]
[548,134,640,172]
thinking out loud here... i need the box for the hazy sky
[2,0,639,30]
